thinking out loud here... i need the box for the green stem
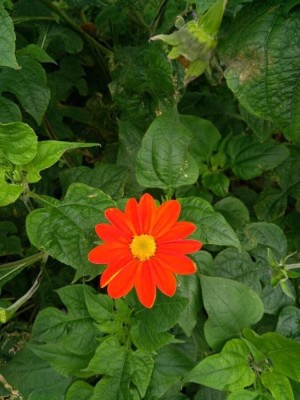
[286,263,300,270]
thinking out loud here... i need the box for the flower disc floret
[88,193,202,308]
[130,234,156,261]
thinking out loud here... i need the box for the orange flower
[88,193,202,308]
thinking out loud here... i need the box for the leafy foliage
[1,0,300,399]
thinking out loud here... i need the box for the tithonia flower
[88,193,202,308]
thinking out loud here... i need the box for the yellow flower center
[130,234,156,261]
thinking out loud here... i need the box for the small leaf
[276,306,300,341]
[136,109,199,190]
[202,171,230,197]
[0,170,23,206]
[66,381,94,400]
[214,196,250,229]
[201,276,264,349]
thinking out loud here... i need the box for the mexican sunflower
[88,193,202,308]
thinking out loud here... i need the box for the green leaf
[227,391,267,400]
[131,293,188,352]
[0,5,19,69]
[136,108,199,190]
[0,221,22,256]
[66,381,94,400]
[202,171,230,197]
[1,345,72,400]
[276,306,300,341]
[146,344,195,399]
[177,274,201,336]
[83,289,114,324]
[261,371,294,400]
[179,114,221,164]
[60,164,128,200]
[24,141,99,183]
[0,122,37,165]
[0,95,22,123]
[29,285,100,376]
[179,196,241,250]
[245,222,288,261]
[225,135,289,180]
[240,106,277,142]
[214,196,250,229]
[244,329,300,381]
[201,276,264,350]
[220,0,300,142]
[185,339,255,391]
[129,350,154,398]
[213,249,261,292]
[0,54,50,124]
[26,183,115,280]
[0,170,23,206]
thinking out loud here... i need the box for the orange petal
[157,221,196,243]
[95,224,131,243]
[159,239,202,254]
[125,197,142,234]
[151,259,177,297]
[100,253,133,287]
[107,259,139,298]
[135,261,156,308]
[155,251,197,274]
[105,208,136,236]
[152,200,181,238]
[88,243,129,264]
[138,193,157,233]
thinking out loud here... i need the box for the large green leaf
[220,0,300,142]
[0,95,21,123]
[29,285,100,376]
[0,4,19,69]
[136,108,199,191]
[244,328,300,381]
[261,371,294,400]
[179,196,241,250]
[26,183,115,280]
[276,306,300,341]
[201,276,264,349]
[66,381,94,400]
[0,53,50,124]
[185,339,255,391]
[1,346,72,400]
[84,337,154,399]
[225,135,289,180]
[60,164,128,200]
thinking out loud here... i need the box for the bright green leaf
[227,391,267,400]
[66,381,94,400]
[261,371,294,400]
[24,141,99,183]
[244,329,300,381]
[201,276,264,349]
[136,109,199,190]
[0,122,37,165]
[0,170,23,206]
[26,183,115,280]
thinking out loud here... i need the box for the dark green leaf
[201,276,264,349]
[66,381,94,400]
[0,4,19,69]
[276,306,300,341]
